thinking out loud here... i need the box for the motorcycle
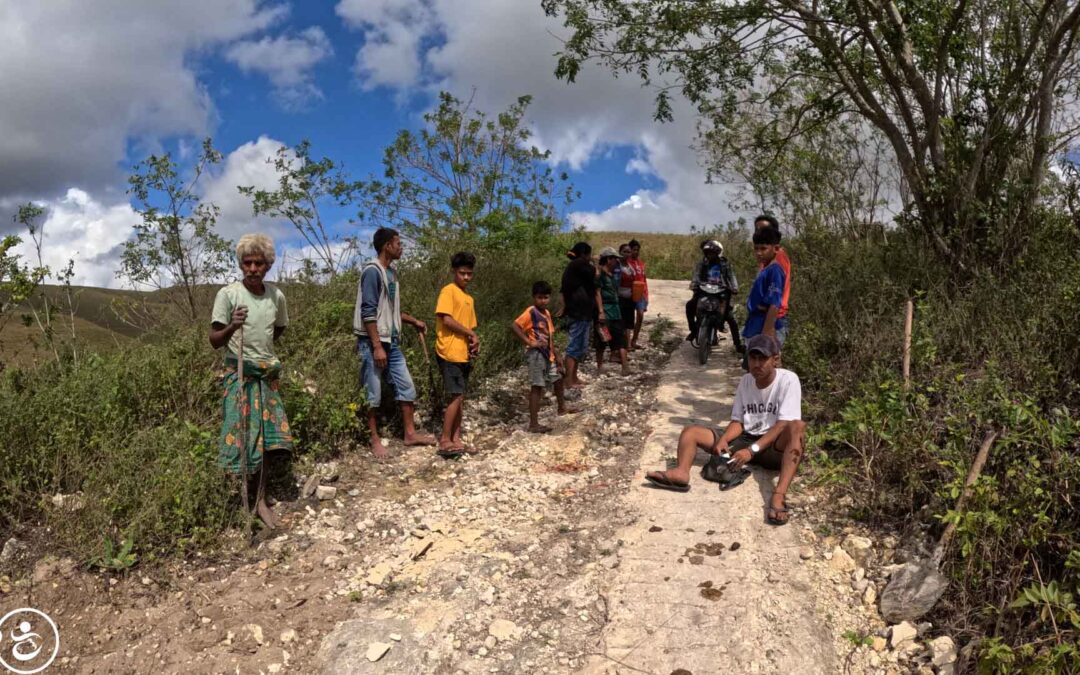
[693,282,729,365]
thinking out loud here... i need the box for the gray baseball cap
[746,334,781,357]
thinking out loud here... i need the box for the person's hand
[529,339,543,350]
[413,319,427,337]
[372,343,388,370]
[729,448,753,470]
[556,361,566,376]
[229,305,248,330]
[712,437,730,456]
[468,333,481,357]
[763,326,776,337]
[598,313,606,324]
[554,307,565,318]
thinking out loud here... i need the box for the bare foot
[255,499,279,529]
[557,406,581,415]
[404,433,436,446]
[647,468,689,484]
[527,424,553,434]
[370,437,389,459]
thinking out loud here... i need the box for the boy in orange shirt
[512,281,578,433]
[435,252,479,458]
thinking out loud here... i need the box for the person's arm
[358,268,389,368]
[726,262,739,295]
[596,287,606,322]
[209,308,246,349]
[209,289,245,349]
[690,260,702,290]
[712,420,744,454]
[761,265,784,336]
[401,312,427,337]
[438,313,478,344]
[273,288,288,342]
[511,319,541,349]
[763,305,780,337]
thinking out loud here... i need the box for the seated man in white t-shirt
[645,333,806,525]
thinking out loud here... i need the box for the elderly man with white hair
[209,233,292,530]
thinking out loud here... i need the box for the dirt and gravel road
[7,279,906,674]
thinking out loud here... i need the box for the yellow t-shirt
[435,283,477,363]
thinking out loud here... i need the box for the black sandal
[767,494,790,525]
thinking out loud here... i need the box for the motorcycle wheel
[697,321,712,365]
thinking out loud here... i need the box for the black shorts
[712,429,784,470]
[437,357,471,396]
[596,318,627,351]
[618,298,636,324]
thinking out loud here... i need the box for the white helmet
[702,239,723,256]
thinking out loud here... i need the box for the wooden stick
[931,430,998,567]
[237,326,250,542]
[902,299,914,388]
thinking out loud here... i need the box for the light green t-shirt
[211,281,288,365]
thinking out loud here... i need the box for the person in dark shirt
[685,239,741,351]
[559,242,601,388]
[595,247,630,376]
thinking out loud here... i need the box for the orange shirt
[514,306,555,362]
[760,247,791,318]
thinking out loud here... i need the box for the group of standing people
[557,240,650,386]
[206,228,653,529]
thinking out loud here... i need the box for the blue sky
[0,0,740,287]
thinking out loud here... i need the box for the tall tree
[119,139,233,319]
[360,92,578,248]
[240,141,363,278]
[544,0,1080,272]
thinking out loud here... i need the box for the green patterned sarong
[219,357,293,475]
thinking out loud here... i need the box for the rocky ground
[0,281,962,674]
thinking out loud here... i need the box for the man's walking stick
[237,326,251,541]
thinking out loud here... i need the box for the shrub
[787,209,1080,670]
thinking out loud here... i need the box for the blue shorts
[358,338,418,404]
[635,297,648,312]
[566,319,592,360]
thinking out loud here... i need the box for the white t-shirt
[211,281,288,365]
[730,368,801,436]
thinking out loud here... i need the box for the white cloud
[202,136,293,242]
[336,0,748,233]
[11,189,138,289]
[225,27,333,109]
[336,0,434,90]
[0,0,285,200]
[4,137,298,288]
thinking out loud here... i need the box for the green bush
[786,210,1080,670]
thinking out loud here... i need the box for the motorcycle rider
[685,239,741,351]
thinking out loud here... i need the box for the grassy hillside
[0,285,189,366]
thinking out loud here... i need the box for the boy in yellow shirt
[435,252,479,458]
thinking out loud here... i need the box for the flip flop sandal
[767,498,791,526]
[718,467,752,491]
[644,473,691,492]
